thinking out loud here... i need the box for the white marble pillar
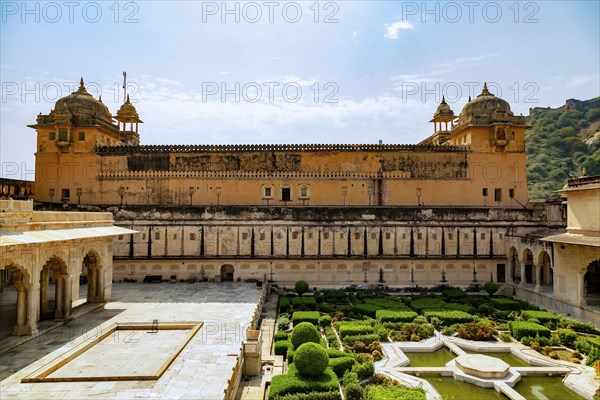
[63,275,72,319]
[54,275,64,319]
[13,286,27,335]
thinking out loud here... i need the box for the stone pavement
[0,282,263,399]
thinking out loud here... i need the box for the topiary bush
[319,315,333,327]
[339,324,375,339]
[294,342,329,377]
[328,356,357,377]
[268,363,340,400]
[292,311,320,326]
[295,280,309,296]
[275,340,293,358]
[352,304,383,318]
[490,297,521,310]
[423,310,475,325]
[410,297,447,312]
[290,322,321,349]
[279,296,291,313]
[278,316,291,331]
[556,328,578,346]
[342,334,380,347]
[351,360,375,380]
[344,383,364,400]
[484,281,499,295]
[522,310,561,325]
[376,309,418,323]
[291,297,317,310]
[274,331,289,342]
[509,321,551,340]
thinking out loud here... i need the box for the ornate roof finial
[75,77,89,94]
[441,96,446,104]
[80,77,85,89]
[126,94,130,104]
[98,94,103,103]
[468,96,472,102]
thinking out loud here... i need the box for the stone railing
[223,348,244,400]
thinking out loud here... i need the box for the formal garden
[267,280,600,400]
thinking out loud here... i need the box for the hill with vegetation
[525,97,600,201]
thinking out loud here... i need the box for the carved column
[62,275,73,319]
[40,268,49,315]
[12,283,27,336]
[534,264,542,292]
[54,275,64,320]
[507,257,514,284]
[578,273,587,306]
[520,261,526,287]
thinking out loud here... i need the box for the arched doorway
[220,264,234,282]
[40,257,68,320]
[584,260,600,305]
[523,249,534,285]
[1,264,32,337]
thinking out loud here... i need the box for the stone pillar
[62,275,72,319]
[96,268,105,302]
[535,264,542,292]
[54,275,64,319]
[578,273,587,306]
[13,285,27,335]
[507,258,514,284]
[520,261,526,287]
[27,284,39,336]
[88,268,97,302]
[40,268,49,315]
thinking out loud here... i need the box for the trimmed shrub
[295,280,309,296]
[324,290,348,303]
[441,287,468,300]
[268,364,340,400]
[319,315,333,327]
[278,316,291,331]
[290,322,321,349]
[352,304,382,318]
[295,342,329,377]
[410,298,447,312]
[328,356,357,377]
[291,297,317,311]
[556,328,578,346]
[352,360,375,380]
[275,340,293,358]
[274,331,289,342]
[423,310,475,325]
[324,326,340,349]
[484,282,499,295]
[363,297,409,310]
[509,321,551,340]
[344,383,364,400]
[365,385,427,400]
[292,311,320,326]
[278,392,342,400]
[560,318,600,334]
[522,310,561,324]
[326,348,362,360]
[343,370,359,385]
[442,303,476,314]
[287,348,295,363]
[490,298,521,310]
[339,324,375,339]
[376,310,418,323]
[343,334,380,347]
[279,296,291,313]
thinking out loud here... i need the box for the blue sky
[1,1,599,179]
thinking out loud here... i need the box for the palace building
[23,78,599,324]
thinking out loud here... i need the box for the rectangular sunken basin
[22,322,202,383]
[404,347,456,367]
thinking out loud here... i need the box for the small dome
[116,95,140,120]
[434,96,453,115]
[460,83,512,117]
[51,78,113,122]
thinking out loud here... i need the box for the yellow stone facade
[31,80,528,208]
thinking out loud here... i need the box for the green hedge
[423,310,475,325]
[339,324,375,339]
[410,298,447,312]
[326,348,362,360]
[442,303,476,314]
[441,288,468,300]
[291,297,317,311]
[328,356,357,377]
[363,297,410,310]
[324,290,348,303]
[509,321,551,340]
[342,333,380,346]
[522,310,561,324]
[268,364,340,400]
[275,340,292,358]
[559,318,600,334]
[351,303,383,318]
[490,298,521,310]
[292,311,320,326]
[277,392,342,400]
[279,296,291,313]
[274,331,289,342]
[376,310,418,323]
[365,384,427,400]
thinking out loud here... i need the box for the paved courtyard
[0,282,263,399]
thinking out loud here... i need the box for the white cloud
[566,74,596,87]
[384,21,413,39]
